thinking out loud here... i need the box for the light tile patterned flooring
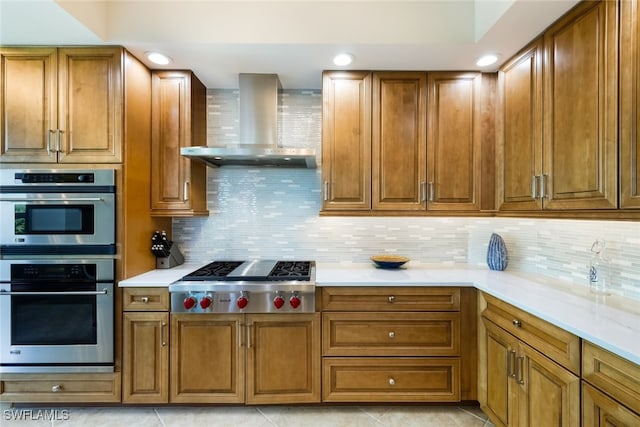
[1,405,495,426]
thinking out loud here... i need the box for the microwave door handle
[0,197,104,202]
[0,289,109,296]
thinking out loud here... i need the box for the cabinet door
[57,47,123,163]
[517,342,580,427]
[0,47,57,162]
[170,314,245,403]
[543,0,618,209]
[321,71,372,211]
[482,319,519,427]
[497,39,543,211]
[122,312,169,403]
[582,382,640,427]
[427,72,482,211]
[372,72,427,210]
[151,71,208,216]
[621,0,640,208]
[246,313,320,404]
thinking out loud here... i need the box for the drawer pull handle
[516,356,525,385]
[388,331,395,339]
[389,378,395,386]
[388,295,395,303]
[512,319,522,328]
[141,296,149,303]
[51,384,63,393]
[507,350,517,378]
[161,322,167,347]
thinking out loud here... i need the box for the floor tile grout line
[255,406,279,427]
[356,406,388,426]
[458,406,489,423]
[153,407,168,427]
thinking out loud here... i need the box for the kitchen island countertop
[119,261,640,366]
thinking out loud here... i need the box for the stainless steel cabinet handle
[420,181,427,203]
[507,350,517,378]
[389,378,396,386]
[516,356,525,385]
[56,130,64,152]
[183,181,190,202]
[247,323,253,349]
[388,295,395,303]
[540,174,548,199]
[428,181,435,202]
[239,323,245,348]
[47,129,55,155]
[512,319,522,328]
[141,296,150,303]
[323,181,329,201]
[0,289,108,296]
[161,322,167,347]
[51,384,63,393]
[531,176,538,199]
[388,331,395,339]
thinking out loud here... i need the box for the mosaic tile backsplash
[172,89,640,300]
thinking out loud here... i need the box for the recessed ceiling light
[476,54,498,67]
[333,53,354,66]
[146,52,172,65]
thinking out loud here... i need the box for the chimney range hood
[181,73,317,168]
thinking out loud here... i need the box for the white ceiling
[0,0,580,89]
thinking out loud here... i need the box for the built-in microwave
[0,169,116,255]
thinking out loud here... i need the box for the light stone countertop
[119,261,640,366]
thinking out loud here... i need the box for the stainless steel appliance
[0,259,115,373]
[0,169,116,255]
[169,260,315,313]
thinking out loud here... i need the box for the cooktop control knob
[200,296,212,309]
[273,295,285,309]
[237,295,249,309]
[183,296,197,310]
[289,294,301,309]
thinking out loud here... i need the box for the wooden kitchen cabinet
[541,0,618,210]
[427,72,482,211]
[582,341,640,425]
[170,313,320,404]
[496,38,544,211]
[0,373,121,403]
[151,70,208,217]
[480,293,580,427]
[372,72,427,211]
[321,286,476,403]
[621,0,640,209]
[0,46,123,163]
[321,71,372,211]
[121,287,170,404]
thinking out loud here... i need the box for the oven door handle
[0,289,109,296]
[0,197,105,202]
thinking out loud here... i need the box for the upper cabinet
[150,70,208,217]
[321,71,372,211]
[0,47,123,163]
[621,0,640,209]
[542,0,618,210]
[496,39,544,211]
[427,72,482,211]
[322,70,485,214]
[372,72,427,211]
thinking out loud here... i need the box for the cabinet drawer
[583,341,640,414]
[481,293,580,374]
[321,287,460,311]
[322,312,459,356]
[122,287,169,311]
[322,357,459,402]
[582,382,640,426]
[0,373,121,402]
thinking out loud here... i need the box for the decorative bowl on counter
[370,255,410,269]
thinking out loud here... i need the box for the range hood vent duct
[181,73,317,168]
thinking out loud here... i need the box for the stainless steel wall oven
[0,169,116,255]
[0,259,114,373]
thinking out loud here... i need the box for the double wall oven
[0,169,116,373]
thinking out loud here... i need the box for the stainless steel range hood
[181,73,317,168]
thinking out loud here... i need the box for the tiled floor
[1,405,495,426]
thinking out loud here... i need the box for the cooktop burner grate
[268,261,311,280]
[181,261,244,281]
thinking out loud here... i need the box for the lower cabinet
[0,373,121,403]
[581,341,640,426]
[320,286,476,403]
[480,293,580,427]
[170,312,321,404]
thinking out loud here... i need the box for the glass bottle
[589,239,611,295]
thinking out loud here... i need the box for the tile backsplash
[172,89,640,300]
